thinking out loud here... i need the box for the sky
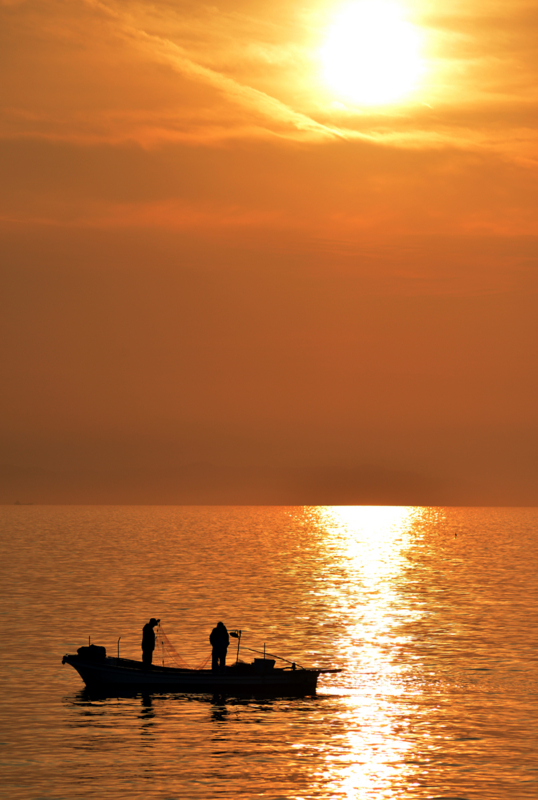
[1,0,537,504]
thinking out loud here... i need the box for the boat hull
[62,655,321,696]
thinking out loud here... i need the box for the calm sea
[1,506,538,800]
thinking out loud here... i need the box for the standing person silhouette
[141,618,160,668]
[210,621,229,671]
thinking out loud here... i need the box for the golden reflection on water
[314,506,424,671]
[312,506,428,798]
[4,506,538,799]
[320,505,416,577]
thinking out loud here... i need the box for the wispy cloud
[2,0,538,153]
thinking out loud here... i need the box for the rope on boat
[195,653,211,670]
[155,624,191,669]
[155,624,211,670]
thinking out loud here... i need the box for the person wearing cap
[141,618,160,668]
[209,621,230,671]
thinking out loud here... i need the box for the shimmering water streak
[309,507,424,797]
[1,505,538,799]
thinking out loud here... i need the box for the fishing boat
[62,652,340,695]
[62,629,341,696]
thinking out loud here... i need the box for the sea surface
[1,505,538,800]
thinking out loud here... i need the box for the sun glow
[321,0,424,106]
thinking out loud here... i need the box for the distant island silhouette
[1,461,535,506]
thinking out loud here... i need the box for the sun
[321,0,424,106]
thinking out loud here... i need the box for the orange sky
[1,0,537,504]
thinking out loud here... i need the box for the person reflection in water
[210,621,230,672]
[141,618,160,669]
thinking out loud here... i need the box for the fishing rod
[230,629,313,670]
[229,630,342,673]
[240,645,306,670]
[229,629,302,668]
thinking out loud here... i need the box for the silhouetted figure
[210,621,229,671]
[141,618,160,668]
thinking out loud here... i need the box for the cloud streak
[2,0,538,156]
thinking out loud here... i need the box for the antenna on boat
[230,630,242,664]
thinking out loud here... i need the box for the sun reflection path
[310,506,430,799]
[315,506,424,674]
